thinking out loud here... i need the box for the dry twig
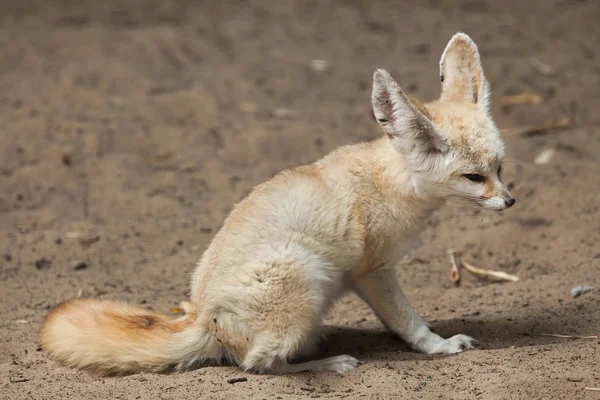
[501,93,543,106]
[447,249,461,284]
[461,261,519,282]
[65,231,100,246]
[272,108,297,119]
[503,118,572,137]
[538,333,598,339]
[530,57,555,76]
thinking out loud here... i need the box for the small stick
[501,118,572,137]
[584,388,600,392]
[461,261,519,282]
[522,118,572,137]
[65,231,100,246]
[538,333,598,339]
[521,118,572,137]
[447,249,461,285]
[530,57,554,76]
[501,93,543,106]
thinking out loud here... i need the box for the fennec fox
[41,33,514,375]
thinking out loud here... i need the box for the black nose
[505,198,516,208]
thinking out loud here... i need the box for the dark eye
[498,165,502,178]
[463,173,486,183]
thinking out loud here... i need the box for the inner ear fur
[439,32,490,113]
[371,69,448,155]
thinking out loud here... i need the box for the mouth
[479,197,511,211]
[485,204,508,211]
[457,195,511,211]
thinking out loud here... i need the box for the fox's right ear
[372,69,448,156]
[439,33,490,113]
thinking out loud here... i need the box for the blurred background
[1,1,598,399]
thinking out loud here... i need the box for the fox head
[372,33,515,211]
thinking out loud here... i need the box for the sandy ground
[1,0,599,399]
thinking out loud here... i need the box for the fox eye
[463,173,486,183]
[498,165,502,177]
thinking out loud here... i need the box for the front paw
[430,334,478,354]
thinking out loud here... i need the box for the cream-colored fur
[41,33,515,376]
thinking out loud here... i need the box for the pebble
[73,261,88,271]
[571,285,593,298]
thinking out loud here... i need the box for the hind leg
[239,317,361,374]
[242,335,360,374]
[240,284,360,372]
[231,258,360,374]
[280,355,361,373]
[289,330,321,361]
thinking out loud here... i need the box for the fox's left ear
[372,69,448,156]
[440,33,490,113]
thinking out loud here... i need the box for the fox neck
[367,136,445,209]
[318,136,447,235]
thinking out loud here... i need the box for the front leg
[353,267,477,354]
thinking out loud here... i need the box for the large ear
[372,69,448,155]
[439,33,490,113]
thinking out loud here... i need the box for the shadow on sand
[313,309,587,362]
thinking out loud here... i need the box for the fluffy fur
[41,32,515,376]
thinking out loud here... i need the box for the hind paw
[321,355,362,373]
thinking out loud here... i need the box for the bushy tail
[40,299,218,375]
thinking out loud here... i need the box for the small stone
[272,108,296,119]
[571,285,593,298]
[73,261,88,271]
[227,377,248,384]
[62,154,73,166]
[412,43,429,54]
[239,102,258,113]
[35,258,51,270]
[309,59,329,73]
